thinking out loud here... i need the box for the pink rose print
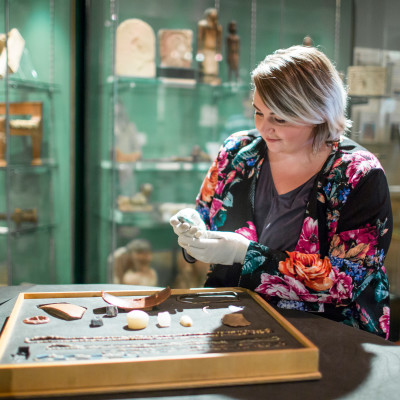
[296,217,319,253]
[215,171,236,197]
[379,306,390,340]
[209,198,224,220]
[255,273,319,302]
[343,151,382,188]
[226,170,237,185]
[217,148,228,170]
[215,179,225,196]
[339,225,378,257]
[328,268,353,303]
[235,221,257,241]
[327,220,338,240]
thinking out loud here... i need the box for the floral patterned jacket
[196,130,392,339]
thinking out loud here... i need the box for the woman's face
[252,89,315,155]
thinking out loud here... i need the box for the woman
[170,45,392,339]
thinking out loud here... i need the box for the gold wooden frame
[0,288,321,397]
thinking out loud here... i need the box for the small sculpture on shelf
[302,36,314,47]
[159,29,193,69]
[114,101,144,163]
[157,29,195,83]
[117,183,153,213]
[170,145,211,162]
[0,28,25,79]
[0,208,38,229]
[196,8,222,85]
[226,21,240,82]
[115,19,156,78]
[0,102,43,166]
[111,239,158,286]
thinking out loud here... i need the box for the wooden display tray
[0,287,321,397]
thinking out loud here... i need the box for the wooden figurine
[227,21,240,82]
[196,8,222,85]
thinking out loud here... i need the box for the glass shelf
[0,223,56,236]
[1,77,60,92]
[0,160,58,173]
[112,209,163,228]
[104,75,251,96]
[95,208,168,229]
[101,159,211,172]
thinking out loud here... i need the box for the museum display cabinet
[344,0,400,297]
[0,0,73,285]
[84,0,353,286]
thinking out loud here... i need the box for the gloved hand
[178,230,250,265]
[169,208,206,237]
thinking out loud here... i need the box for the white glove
[178,230,250,265]
[169,208,206,237]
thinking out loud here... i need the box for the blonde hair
[251,45,352,151]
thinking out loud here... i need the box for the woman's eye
[274,117,286,124]
[254,111,263,117]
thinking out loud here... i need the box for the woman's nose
[259,118,274,134]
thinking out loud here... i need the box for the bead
[157,311,171,327]
[127,310,149,330]
[179,315,193,327]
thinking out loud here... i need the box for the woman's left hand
[178,230,250,265]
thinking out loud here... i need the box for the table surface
[1,284,400,400]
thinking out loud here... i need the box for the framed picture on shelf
[347,66,387,97]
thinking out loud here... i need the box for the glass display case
[0,0,73,285]
[84,0,353,287]
[345,0,400,297]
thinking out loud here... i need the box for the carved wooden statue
[196,8,222,84]
[227,21,240,81]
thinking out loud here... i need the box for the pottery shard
[38,303,87,320]
[222,313,251,327]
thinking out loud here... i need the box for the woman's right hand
[169,208,206,237]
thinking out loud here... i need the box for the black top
[254,153,316,251]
